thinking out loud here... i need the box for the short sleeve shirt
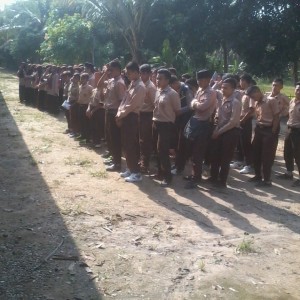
[153,86,181,123]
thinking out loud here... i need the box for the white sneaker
[230,161,243,169]
[239,165,253,174]
[125,173,142,182]
[120,169,131,178]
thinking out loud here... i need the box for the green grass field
[257,80,295,98]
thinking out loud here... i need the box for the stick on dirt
[33,237,65,270]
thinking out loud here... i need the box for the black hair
[168,67,177,76]
[126,61,140,73]
[185,78,198,89]
[246,85,261,96]
[140,64,152,73]
[169,75,179,85]
[223,78,237,89]
[273,78,283,85]
[157,68,172,81]
[240,73,253,84]
[110,61,122,71]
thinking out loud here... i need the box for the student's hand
[212,130,219,139]
[86,109,91,118]
[115,117,122,127]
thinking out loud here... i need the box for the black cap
[196,69,212,80]
[84,62,94,71]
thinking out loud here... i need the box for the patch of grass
[236,238,256,254]
[256,80,295,98]
[32,144,52,154]
[90,170,108,179]
[29,157,38,166]
[52,179,62,187]
[65,156,93,168]
[198,260,206,272]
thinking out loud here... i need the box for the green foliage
[161,39,173,67]
[40,13,93,65]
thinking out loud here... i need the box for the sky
[0,0,16,11]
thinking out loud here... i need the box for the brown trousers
[121,113,140,173]
[37,90,47,111]
[90,108,105,144]
[78,104,90,139]
[284,127,300,175]
[153,121,174,182]
[70,103,80,133]
[252,126,278,181]
[139,112,153,168]
[237,117,253,165]
[211,128,240,184]
[106,110,121,165]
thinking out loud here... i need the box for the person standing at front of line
[277,83,300,187]
[209,78,242,188]
[152,69,181,187]
[116,62,146,183]
[247,86,280,187]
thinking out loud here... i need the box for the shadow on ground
[0,91,102,299]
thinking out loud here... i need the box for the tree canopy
[0,0,299,81]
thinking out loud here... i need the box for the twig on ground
[33,237,65,270]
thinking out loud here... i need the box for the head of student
[197,69,212,89]
[272,78,284,95]
[295,82,300,99]
[72,73,80,84]
[80,73,89,85]
[169,75,181,93]
[139,64,152,83]
[84,62,94,74]
[240,73,253,90]
[156,68,171,89]
[185,78,199,95]
[246,85,263,102]
[221,78,237,98]
[109,60,122,78]
[125,61,140,82]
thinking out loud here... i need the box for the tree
[78,0,158,63]
[40,13,94,64]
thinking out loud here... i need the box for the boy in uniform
[247,86,280,187]
[277,82,300,187]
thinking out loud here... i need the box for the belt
[256,124,272,129]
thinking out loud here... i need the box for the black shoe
[184,180,197,189]
[204,177,218,184]
[255,180,272,187]
[248,176,262,183]
[106,164,121,172]
[183,175,194,181]
[276,173,293,180]
[150,173,164,180]
[291,179,300,187]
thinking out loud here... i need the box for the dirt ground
[0,69,300,300]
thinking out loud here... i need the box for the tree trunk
[222,41,228,73]
[293,58,299,84]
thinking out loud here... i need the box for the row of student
[17,61,300,188]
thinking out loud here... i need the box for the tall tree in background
[78,0,157,63]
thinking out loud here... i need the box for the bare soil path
[0,69,300,300]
